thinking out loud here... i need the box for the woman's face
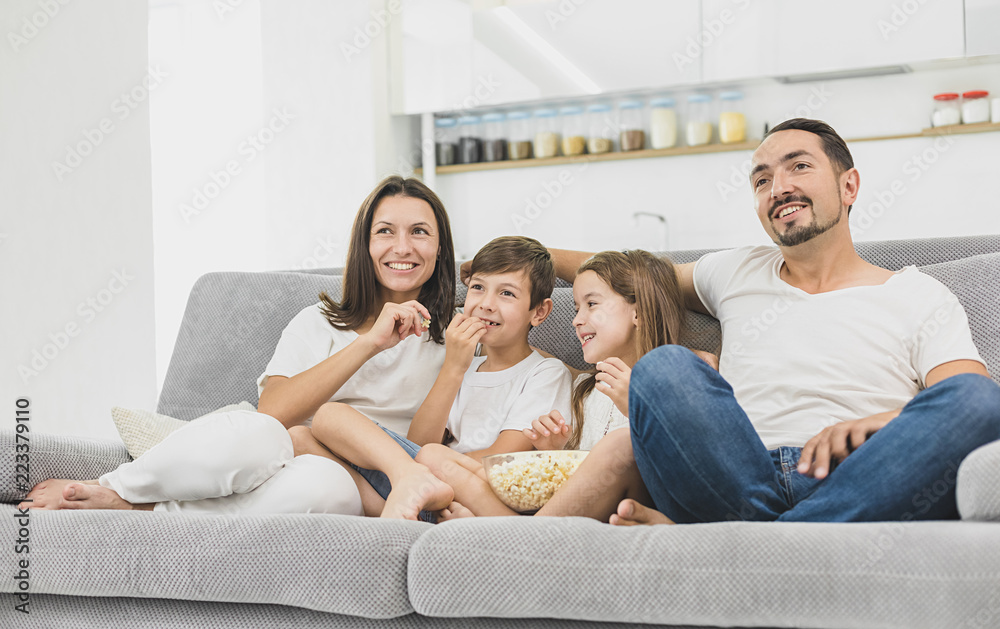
[368,195,440,302]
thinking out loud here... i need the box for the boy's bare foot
[438,501,475,521]
[609,498,674,526]
[380,467,455,520]
[19,479,138,511]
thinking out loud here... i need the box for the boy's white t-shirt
[575,373,629,451]
[694,246,983,450]
[446,350,573,454]
[257,303,446,435]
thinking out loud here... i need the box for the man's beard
[770,194,842,247]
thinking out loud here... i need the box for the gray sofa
[4,235,1000,629]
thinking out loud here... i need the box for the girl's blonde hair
[566,250,684,450]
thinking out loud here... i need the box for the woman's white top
[257,302,446,434]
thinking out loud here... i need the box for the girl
[22,176,456,517]
[418,249,687,522]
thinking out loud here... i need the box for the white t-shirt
[446,351,573,454]
[257,303,446,435]
[694,246,983,450]
[576,373,629,451]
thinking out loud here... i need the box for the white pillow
[111,402,256,459]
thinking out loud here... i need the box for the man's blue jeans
[629,346,1000,523]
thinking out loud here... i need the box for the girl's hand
[443,313,487,374]
[523,410,570,451]
[362,300,431,353]
[595,358,630,417]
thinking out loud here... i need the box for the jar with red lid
[931,93,961,127]
[962,90,990,124]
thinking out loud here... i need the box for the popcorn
[485,452,586,513]
[420,316,431,329]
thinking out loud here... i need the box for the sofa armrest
[957,439,1000,521]
[0,430,130,503]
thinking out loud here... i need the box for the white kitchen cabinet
[966,0,1000,56]
[703,0,966,83]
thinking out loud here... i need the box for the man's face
[749,129,849,248]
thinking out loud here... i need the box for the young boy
[310,236,573,520]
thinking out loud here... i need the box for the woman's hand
[595,358,631,417]
[443,313,487,375]
[361,300,431,353]
[523,410,570,451]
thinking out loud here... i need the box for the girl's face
[368,195,439,302]
[572,270,637,365]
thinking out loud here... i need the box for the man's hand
[797,409,900,479]
[692,349,719,371]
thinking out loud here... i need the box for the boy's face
[465,269,546,349]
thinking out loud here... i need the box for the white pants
[99,410,363,516]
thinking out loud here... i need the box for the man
[547,118,1000,524]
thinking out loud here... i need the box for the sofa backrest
[158,235,1000,420]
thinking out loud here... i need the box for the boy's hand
[361,300,430,353]
[523,410,570,451]
[595,358,630,417]
[444,313,487,374]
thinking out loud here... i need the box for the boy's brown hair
[469,236,555,309]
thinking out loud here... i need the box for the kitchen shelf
[416,122,1000,176]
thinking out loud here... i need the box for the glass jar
[962,91,990,124]
[587,103,615,154]
[648,97,677,149]
[618,99,646,151]
[931,93,961,127]
[507,111,533,160]
[718,91,746,144]
[456,116,482,164]
[481,113,507,162]
[560,106,587,156]
[533,108,560,158]
[434,117,458,166]
[686,94,713,146]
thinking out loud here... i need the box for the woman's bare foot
[18,479,145,511]
[609,498,674,526]
[380,467,455,520]
[19,479,96,510]
[438,501,475,521]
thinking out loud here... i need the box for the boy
[311,236,573,520]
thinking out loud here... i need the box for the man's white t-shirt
[446,350,573,454]
[694,246,983,450]
[257,303,446,435]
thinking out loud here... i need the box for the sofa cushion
[957,440,1000,521]
[111,401,256,459]
[918,252,1000,382]
[0,431,129,504]
[0,505,429,618]
[409,516,1000,628]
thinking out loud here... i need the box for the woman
[21,176,456,517]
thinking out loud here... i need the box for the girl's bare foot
[609,498,674,526]
[438,501,475,521]
[380,467,455,520]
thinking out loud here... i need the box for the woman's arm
[259,301,430,429]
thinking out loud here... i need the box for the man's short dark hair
[469,236,555,309]
[765,118,855,212]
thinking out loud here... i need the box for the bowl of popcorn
[482,450,588,514]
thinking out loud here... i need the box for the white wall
[433,62,1000,258]
[0,1,156,440]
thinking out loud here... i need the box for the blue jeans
[349,424,436,523]
[629,345,1000,523]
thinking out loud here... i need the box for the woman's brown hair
[318,176,455,343]
[566,250,684,450]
